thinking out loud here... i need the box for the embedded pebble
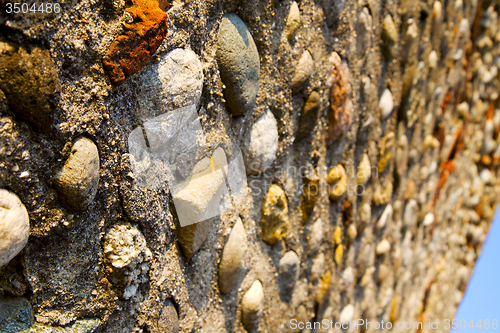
[158,299,179,333]
[433,1,443,26]
[300,171,320,224]
[241,280,264,331]
[377,264,389,284]
[428,51,438,68]
[422,213,435,226]
[308,219,323,252]
[358,202,371,230]
[278,251,300,302]
[357,153,371,185]
[0,189,30,268]
[328,52,352,142]
[376,239,391,255]
[382,15,397,58]
[357,7,373,52]
[261,184,289,245]
[378,132,395,173]
[292,50,314,93]
[339,304,354,323]
[217,13,260,115]
[347,224,357,242]
[376,204,393,231]
[327,164,347,201]
[403,199,419,227]
[373,182,393,206]
[285,2,301,40]
[396,134,409,176]
[219,218,248,294]
[244,109,278,175]
[177,220,211,259]
[54,137,100,211]
[379,88,394,119]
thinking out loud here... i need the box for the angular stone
[244,109,278,175]
[327,164,347,201]
[219,218,248,294]
[177,220,211,260]
[308,219,323,252]
[382,15,397,59]
[372,182,393,206]
[278,251,300,302]
[291,50,314,93]
[241,280,264,331]
[296,91,320,140]
[0,46,59,131]
[0,189,29,268]
[103,0,168,85]
[54,138,100,211]
[157,299,179,333]
[328,52,352,142]
[261,185,289,245]
[376,239,391,255]
[285,2,301,40]
[217,13,260,115]
[133,48,204,120]
[357,153,371,185]
[376,204,393,231]
[103,222,151,269]
[356,8,373,53]
[379,88,394,119]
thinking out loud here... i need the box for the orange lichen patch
[328,52,352,143]
[103,0,168,85]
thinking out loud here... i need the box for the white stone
[103,223,151,269]
[376,239,391,255]
[219,218,248,294]
[376,204,393,231]
[0,189,29,268]
[403,199,418,227]
[244,109,278,175]
[134,48,203,120]
[422,213,435,226]
[241,280,264,331]
[339,304,354,323]
[428,50,438,68]
[379,89,394,119]
[480,169,494,185]
[291,50,314,92]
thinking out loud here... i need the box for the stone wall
[1,0,499,332]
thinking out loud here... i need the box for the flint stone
[217,13,260,115]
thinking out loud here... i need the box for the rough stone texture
[157,299,179,333]
[241,280,263,332]
[1,0,500,331]
[0,189,30,268]
[291,50,314,93]
[260,184,289,245]
[54,138,100,211]
[243,109,278,175]
[216,13,260,116]
[102,0,168,85]
[278,251,300,303]
[0,46,59,131]
[218,217,247,294]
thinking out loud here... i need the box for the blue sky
[452,209,500,332]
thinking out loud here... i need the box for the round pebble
[292,50,314,93]
[0,189,30,268]
[379,88,394,119]
[241,280,264,331]
[376,239,391,255]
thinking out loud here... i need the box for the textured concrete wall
[0,0,499,332]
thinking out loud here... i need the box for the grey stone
[54,138,99,211]
[278,251,300,302]
[356,8,373,53]
[244,109,278,175]
[291,50,314,93]
[308,219,323,252]
[403,199,419,227]
[217,13,260,115]
[219,218,248,294]
[0,189,29,268]
[241,280,264,332]
[0,296,33,332]
[296,91,320,140]
[157,299,179,333]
